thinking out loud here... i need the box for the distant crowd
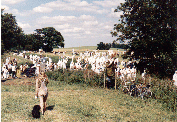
[1,50,177,87]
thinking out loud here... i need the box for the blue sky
[1,0,125,48]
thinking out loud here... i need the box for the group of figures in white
[1,50,177,87]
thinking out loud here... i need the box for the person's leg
[40,96,44,115]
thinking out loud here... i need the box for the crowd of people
[1,50,177,88]
[1,57,18,79]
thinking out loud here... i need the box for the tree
[111,41,129,49]
[22,34,43,51]
[97,42,111,50]
[1,9,24,52]
[35,27,65,52]
[111,0,177,77]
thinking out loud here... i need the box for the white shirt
[173,72,177,86]
[173,73,177,82]
[12,65,16,72]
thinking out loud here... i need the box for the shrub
[46,69,105,87]
[151,79,177,112]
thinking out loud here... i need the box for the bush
[46,69,105,87]
[151,79,177,112]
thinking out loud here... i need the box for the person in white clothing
[2,66,9,79]
[35,63,41,76]
[20,64,23,75]
[11,64,17,78]
[173,71,177,86]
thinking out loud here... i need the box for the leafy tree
[22,34,43,51]
[112,41,129,49]
[1,9,24,52]
[35,27,65,52]
[111,0,177,77]
[97,42,111,50]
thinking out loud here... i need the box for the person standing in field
[11,63,17,79]
[35,72,49,99]
[106,60,116,88]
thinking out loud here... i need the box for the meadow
[1,47,177,121]
[1,77,176,122]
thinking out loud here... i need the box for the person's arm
[45,74,49,84]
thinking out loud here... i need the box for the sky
[1,0,125,48]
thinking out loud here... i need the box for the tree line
[97,41,129,50]
[1,9,65,54]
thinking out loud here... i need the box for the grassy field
[53,46,126,57]
[1,49,176,121]
[1,77,177,122]
[4,46,127,64]
[53,46,97,52]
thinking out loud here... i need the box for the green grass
[53,46,97,52]
[1,51,176,121]
[1,78,177,122]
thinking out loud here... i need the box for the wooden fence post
[63,66,64,73]
[115,75,116,90]
[88,70,89,82]
[104,72,105,88]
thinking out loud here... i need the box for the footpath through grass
[1,78,176,122]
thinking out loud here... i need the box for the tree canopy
[97,42,111,50]
[111,0,177,77]
[35,27,65,52]
[1,9,65,53]
[1,9,24,53]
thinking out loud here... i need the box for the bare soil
[1,76,36,86]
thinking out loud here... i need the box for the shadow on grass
[1,79,6,82]
[47,105,55,110]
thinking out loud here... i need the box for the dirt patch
[1,77,36,86]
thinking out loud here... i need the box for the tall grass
[132,73,177,112]
[46,69,177,112]
[46,69,104,87]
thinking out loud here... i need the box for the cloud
[37,15,77,25]
[17,22,31,29]
[1,0,25,5]
[83,20,98,26]
[1,5,9,11]
[62,27,84,33]
[33,6,53,13]
[1,6,27,16]
[1,0,122,47]
[71,1,90,7]
[109,8,123,18]
[55,24,70,29]
[32,0,107,14]
[93,0,125,8]
[79,14,95,21]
